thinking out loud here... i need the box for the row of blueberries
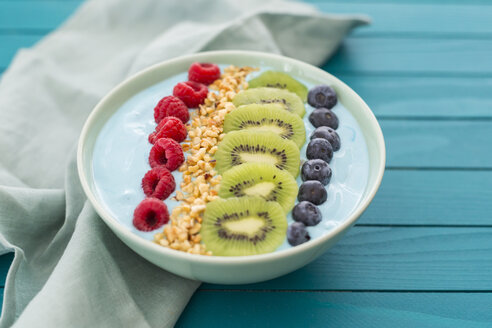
[287,86,341,246]
[133,63,221,231]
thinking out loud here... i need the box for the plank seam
[376,116,492,121]
[386,167,492,171]
[355,224,492,228]
[310,0,492,6]
[320,71,492,78]
[348,33,492,40]
[198,289,492,293]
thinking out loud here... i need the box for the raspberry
[141,166,176,200]
[133,198,169,231]
[188,62,221,85]
[148,132,157,144]
[149,138,184,171]
[154,95,189,124]
[148,116,187,144]
[173,81,208,108]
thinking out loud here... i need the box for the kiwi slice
[219,163,298,213]
[248,71,308,102]
[223,104,306,148]
[201,196,287,256]
[215,130,300,177]
[232,87,306,118]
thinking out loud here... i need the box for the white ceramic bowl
[77,50,385,284]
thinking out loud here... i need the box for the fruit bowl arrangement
[78,51,385,284]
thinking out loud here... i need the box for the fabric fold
[0,0,368,326]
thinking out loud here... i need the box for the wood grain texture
[337,74,492,118]
[315,3,492,36]
[201,227,492,290]
[177,291,492,328]
[359,170,492,226]
[2,2,492,37]
[2,42,492,117]
[3,37,491,76]
[324,38,492,75]
[0,4,491,78]
[381,120,492,168]
[1,226,492,291]
[0,2,491,92]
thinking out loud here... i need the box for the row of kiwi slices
[200,71,309,256]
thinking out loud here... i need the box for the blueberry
[306,138,333,163]
[309,108,339,129]
[310,126,341,151]
[301,159,332,185]
[307,85,337,109]
[292,201,322,226]
[298,180,327,205]
[287,222,310,246]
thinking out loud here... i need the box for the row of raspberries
[132,62,221,232]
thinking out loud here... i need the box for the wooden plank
[178,291,492,328]
[203,227,492,290]
[359,170,492,226]
[2,37,490,75]
[307,0,492,5]
[1,171,491,289]
[0,1,80,30]
[2,227,492,291]
[3,50,492,118]
[324,38,492,75]
[338,75,492,118]
[315,3,492,36]
[2,40,492,119]
[0,260,490,326]
[2,2,492,36]
[381,120,492,168]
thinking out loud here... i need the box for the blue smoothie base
[92,66,369,253]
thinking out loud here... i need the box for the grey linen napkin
[0,0,368,326]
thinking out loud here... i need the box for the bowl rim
[77,50,386,264]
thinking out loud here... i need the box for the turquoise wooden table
[2,0,492,326]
